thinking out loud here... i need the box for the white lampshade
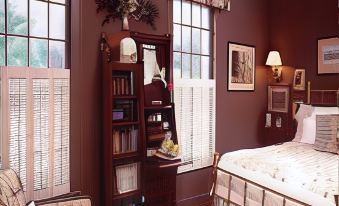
[266,51,282,66]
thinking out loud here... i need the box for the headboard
[292,81,338,118]
[306,82,338,106]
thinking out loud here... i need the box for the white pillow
[293,104,314,142]
[300,116,316,144]
[300,106,339,144]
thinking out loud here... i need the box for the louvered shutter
[9,78,27,190]
[174,79,216,173]
[33,79,50,191]
[0,67,70,200]
[53,79,69,187]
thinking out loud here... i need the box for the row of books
[112,100,135,121]
[113,128,138,154]
[114,163,140,194]
[112,75,133,96]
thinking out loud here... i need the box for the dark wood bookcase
[102,32,180,206]
[102,59,145,205]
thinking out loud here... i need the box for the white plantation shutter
[33,79,50,191]
[175,79,215,173]
[0,67,70,200]
[53,79,69,186]
[9,79,27,190]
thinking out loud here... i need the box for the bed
[211,84,339,206]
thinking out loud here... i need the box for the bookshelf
[102,32,180,206]
[102,60,145,206]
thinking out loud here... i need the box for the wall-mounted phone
[265,113,271,128]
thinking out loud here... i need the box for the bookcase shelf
[113,151,140,160]
[102,59,145,206]
[102,32,179,206]
[112,121,139,127]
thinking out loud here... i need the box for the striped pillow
[314,115,339,154]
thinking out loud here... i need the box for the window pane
[182,53,191,79]
[0,0,4,33]
[182,1,191,25]
[192,3,201,27]
[201,56,211,79]
[30,39,48,68]
[192,55,200,79]
[201,30,210,55]
[7,0,28,35]
[173,52,181,79]
[7,36,28,66]
[173,0,181,24]
[192,28,200,54]
[50,0,66,4]
[30,0,48,37]
[173,24,181,52]
[49,4,65,40]
[182,26,191,53]
[49,40,65,68]
[0,35,4,66]
[201,6,210,29]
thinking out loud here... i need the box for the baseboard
[176,193,211,206]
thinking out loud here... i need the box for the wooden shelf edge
[113,95,137,99]
[113,151,139,160]
[112,121,139,127]
[113,190,141,200]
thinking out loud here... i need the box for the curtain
[188,0,230,10]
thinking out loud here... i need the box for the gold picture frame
[317,37,339,74]
[293,69,305,91]
[268,85,289,113]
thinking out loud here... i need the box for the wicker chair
[0,169,91,206]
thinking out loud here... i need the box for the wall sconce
[266,51,282,82]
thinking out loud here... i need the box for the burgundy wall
[70,0,337,205]
[70,1,169,205]
[269,0,339,88]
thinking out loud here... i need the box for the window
[173,0,216,173]
[0,0,69,201]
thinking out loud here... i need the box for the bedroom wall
[268,0,339,88]
[70,0,269,205]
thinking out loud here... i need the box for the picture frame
[268,85,289,113]
[293,69,306,91]
[227,42,256,91]
[317,37,339,74]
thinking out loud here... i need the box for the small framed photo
[268,85,289,113]
[317,37,339,74]
[227,42,256,91]
[293,69,306,91]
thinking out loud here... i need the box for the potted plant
[96,0,159,30]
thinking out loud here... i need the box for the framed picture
[293,69,306,91]
[268,85,289,113]
[317,37,339,74]
[227,42,256,91]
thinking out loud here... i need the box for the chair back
[0,169,26,206]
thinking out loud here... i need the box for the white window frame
[172,0,216,173]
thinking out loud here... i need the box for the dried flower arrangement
[96,0,159,30]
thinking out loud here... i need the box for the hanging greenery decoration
[96,0,159,30]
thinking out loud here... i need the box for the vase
[122,13,129,31]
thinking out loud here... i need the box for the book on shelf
[113,100,135,121]
[114,162,140,194]
[113,127,138,154]
[112,72,134,96]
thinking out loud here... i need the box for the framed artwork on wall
[268,85,290,113]
[227,42,256,91]
[293,69,306,91]
[317,37,339,74]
